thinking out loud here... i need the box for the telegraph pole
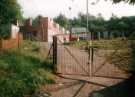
[86,0,89,36]
[86,0,93,77]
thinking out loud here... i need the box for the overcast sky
[18,0,135,20]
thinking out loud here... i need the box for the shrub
[0,24,11,39]
[0,50,54,97]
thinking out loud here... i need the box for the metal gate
[43,35,132,97]
[52,35,130,78]
[92,40,131,78]
[52,36,93,76]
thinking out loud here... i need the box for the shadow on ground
[89,73,135,97]
[89,39,135,97]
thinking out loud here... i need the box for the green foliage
[0,41,55,97]
[112,0,135,4]
[0,0,22,24]
[32,15,42,26]
[0,0,22,38]
[54,13,135,38]
[69,39,131,50]
[0,24,11,38]
[54,14,70,29]
[106,16,135,37]
[54,13,135,37]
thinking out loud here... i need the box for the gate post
[88,45,94,77]
[0,38,3,52]
[53,36,57,73]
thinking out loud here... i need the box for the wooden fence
[0,33,23,50]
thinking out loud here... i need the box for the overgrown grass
[0,40,55,97]
[69,38,135,50]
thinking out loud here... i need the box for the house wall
[38,17,48,42]
[0,24,24,50]
[0,33,23,50]
[22,17,70,42]
[11,24,20,39]
[46,17,68,42]
[47,18,60,42]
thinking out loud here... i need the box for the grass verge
[0,40,55,97]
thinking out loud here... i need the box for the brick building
[21,17,69,42]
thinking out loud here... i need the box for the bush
[0,24,11,39]
[0,50,55,97]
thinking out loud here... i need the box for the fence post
[53,36,57,73]
[0,38,2,51]
[17,33,20,49]
[91,47,94,76]
[88,45,94,77]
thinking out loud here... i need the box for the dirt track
[43,42,130,97]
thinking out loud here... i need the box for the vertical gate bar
[88,46,91,77]
[91,47,94,76]
[88,44,94,77]
[53,36,57,73]
[63,45,65,74]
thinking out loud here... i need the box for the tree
[0,0,22,38]
[112,0,135,4]
[71,17,81,27]
[32,15,43,26]
[53,14,69,29]
[54,12,135,39]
